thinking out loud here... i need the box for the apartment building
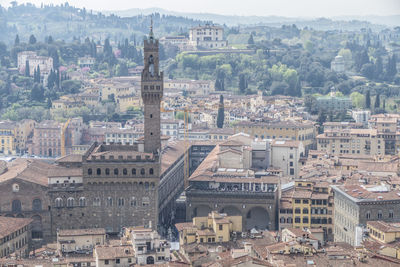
[0,217,32,258]
[30,120,62,157]
[316,94,352,113]
[332,184,400,246]
[317,128,385,156]
[363,221,400,260]
[0,121,16,155]
[175,211,242,245]
[126,227,170,265]
[57,228,106,254]
[279,181,334,241]
[270,140,304,178]
[234,120,316,152]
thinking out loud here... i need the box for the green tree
[366,90,371,109]
[375,93,380,108]
[239,74,248,94]
[29,34,37,45]
[350,92,365,108]
[25,60,30,77]
[30,83,44,101]
[216,95,224,128]
[361,63,375,79]
[14,34,19,46]
[248,34,254,45]
[387,54,397,79]
[375,56,383,80]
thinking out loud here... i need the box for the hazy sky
[1,0,399,17]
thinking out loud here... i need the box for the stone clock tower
[141,22,163,154]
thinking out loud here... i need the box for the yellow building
[117,94,142,113]
[15,119,35,154]
[0,121,17,155]
[279,181,333,241]
[175,211,242,245]
[364,221,400,260]
[234,121,316,151]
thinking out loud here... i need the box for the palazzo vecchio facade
[49,27,164,234]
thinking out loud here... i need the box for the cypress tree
[36,65,41,83]
[25,60,30,77]
[366,90,371,109]
[239,74,246,94]
[375,94,380,108]
[14,34,19,46]
[216,95,224,128]
[29,34,37,45]
[248,34,254,45]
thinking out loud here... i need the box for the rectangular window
[219,224,223,230]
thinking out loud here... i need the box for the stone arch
[245,206,270,230]
[193,205,212,217]
[31,215,43,239]
[220,206,241,216]
[16,213,24,218]
[146,256,154,264]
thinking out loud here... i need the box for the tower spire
[149,16,154,40]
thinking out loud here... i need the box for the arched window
[140,168,145,175]
[107,197,113,206]
[287,217,293,223]
[105,168,110,175]
[130,197,136,207]
[93,197,101,207]
[132,168,136,175]
[114,168,119,175]
[96,168,101,175]
[12,200,22,213]
[67,198,74,207]
[123,168,128,175]
[149,168,154,175]
[88,168,92,175]
[328,218,332,224]
[32,199,42,211]
[55,198,63,208]
[151,182,155,189]
[280,217,286,223]
[303,208,309,214]
[79,197,86,207]
[118,198,124,206]
[145,182,149,190]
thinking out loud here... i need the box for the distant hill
[0,4,206,45]
[104,7,398,30]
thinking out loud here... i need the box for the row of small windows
[366,210,394,219]
[55,197,150,207]
[88,168,154,176]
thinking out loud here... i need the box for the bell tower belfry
[141,20,163,154]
